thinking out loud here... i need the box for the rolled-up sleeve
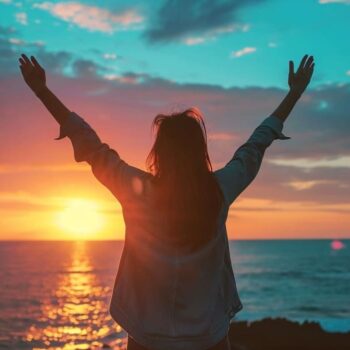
[214,115,291,206]
[55,111,146,202]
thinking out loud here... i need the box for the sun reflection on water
[24,241,127,349]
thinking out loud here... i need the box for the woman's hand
[19,53,47,95]
[288,54,315,96]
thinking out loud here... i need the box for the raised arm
[214,54,315,207]
[18,53,70,125]
[270,54,314,123]
[18,53,148,204]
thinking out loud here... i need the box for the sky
[0,0,349,240]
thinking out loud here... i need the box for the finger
[305,63,315,79]
[297,54,308,72]
[289,60,294,75]
[18,57,25,65]
[21,53,32,65]
[308,63,315,77]
[31,55,43,69]
[304,55,314,69]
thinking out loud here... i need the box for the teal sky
[1,0,349,88]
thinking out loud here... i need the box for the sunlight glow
[25,242,126,347]
[331,240,345,250]
[55,199,104,239]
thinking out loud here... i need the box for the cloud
[72,58,108,78]
[33,2,144,33]
[103,53,117,60]
[8,37,25,45]
[103,71,153,85]
[346,70,350,76]
[15,12,27,25]
[0,25,16,36]
[230,46,257,58]
[0,28,70,76]
[268,42,277,48]
[182,37,207,46]
[0,28,145,82]
[35,49,72,74]
[0,32,20,76]
[207,132,238,141]
[285,179,341,191]
[267,156,350,169]
[319,0,350,4]
[143,0,262,44]
[0,164,89,174]
[181,23,250,46]
[8,37,44,47]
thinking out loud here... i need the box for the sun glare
[56,199,104,239]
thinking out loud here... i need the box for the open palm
[19,53,46,95]
[288,54,314,95]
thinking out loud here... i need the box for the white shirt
[56,112,291,350]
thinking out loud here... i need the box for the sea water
[0,240,349,349]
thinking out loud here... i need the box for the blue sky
[1,0,349,88]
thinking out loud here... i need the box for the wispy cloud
[319,0,350,4]
[284,180,341,191]
[181,23,250,46]
[33,2,144,33]
[8,37,44,47]
[103,53,117,60]
[0,164,89,174]
[267,156,350,169]
[182,37,207,46]
[268,42,277,48]
[103,72,149,84]
[207,132,237,141]
[8,37,25,45]
[230,46,256,58]
[15,12,27,25]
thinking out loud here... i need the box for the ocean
[0,240,349,349]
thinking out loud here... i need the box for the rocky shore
[228,318,350,350]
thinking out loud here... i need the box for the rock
[228,318,350,350]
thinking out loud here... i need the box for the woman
[19,53,314,350]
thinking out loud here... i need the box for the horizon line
[1,238,349,242]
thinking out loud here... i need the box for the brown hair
[146,107,224,252]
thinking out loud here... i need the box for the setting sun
[55,199,105,239]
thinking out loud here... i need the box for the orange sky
[1,73,349,240]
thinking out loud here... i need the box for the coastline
[228,318,350,350]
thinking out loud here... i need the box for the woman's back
[109,167,242,350]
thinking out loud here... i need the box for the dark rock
[228,318,350,350]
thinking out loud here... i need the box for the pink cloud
[207,132,237,141]
[33,2,144,32]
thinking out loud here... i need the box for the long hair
[146,107,224,252]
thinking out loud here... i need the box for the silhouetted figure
[19,53,314,350]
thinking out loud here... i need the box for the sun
[55,198,105,239]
